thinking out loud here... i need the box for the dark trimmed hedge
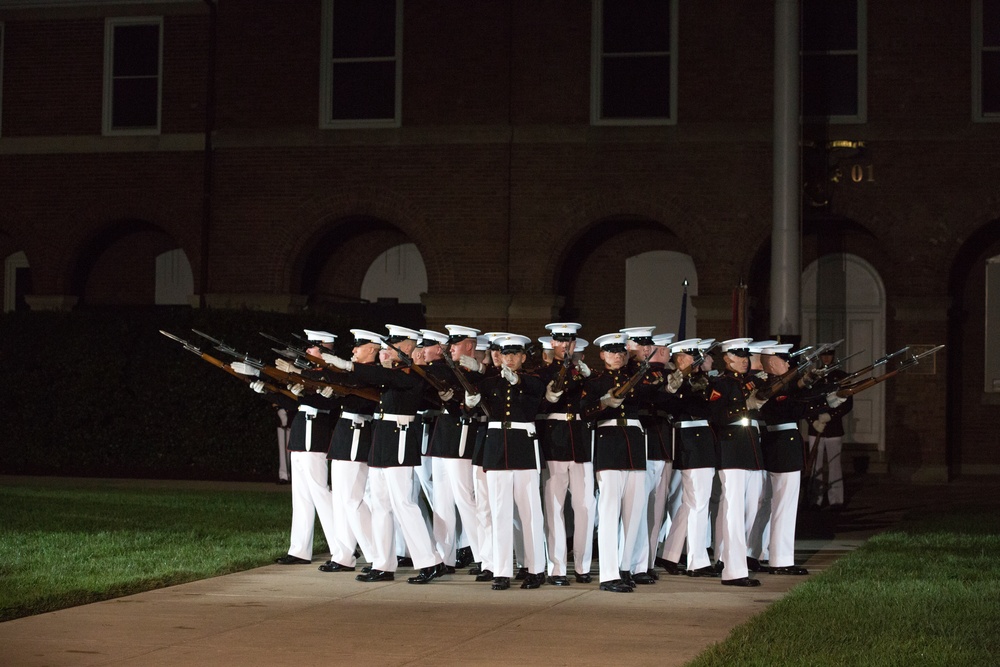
[0,305,421,481]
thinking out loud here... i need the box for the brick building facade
[1,0,998,481]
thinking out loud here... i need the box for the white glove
[231,361,259,376]
[826,391,846,409]
[746,390,768,411]
[321,354,353,371]
[600,392,624,409]
[459,355,482,372]
[576,360,591,378]
[289,383,305,396]
[811,419,827,434]
[250,380,266,394]
[319,386,335,399]
[275,358,300,374]
[465,391,482,408]
[545,380,564,403]
[666,370,684,394]
[501,365,519,385]
[438,389,455,403]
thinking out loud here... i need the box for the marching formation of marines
[165,322,941,592]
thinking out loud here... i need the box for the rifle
[757,339,844,400]
[837,345,944,397]
[812,349,865,381]
[381,337,453,394]
[260,365,380,403]
[160,330,299,400]
[441,343,492,419]
[838,346,909,387]
[550,342,577,393]
[611,347,659,399]
[191,329,265,368]
[258,331,352,374]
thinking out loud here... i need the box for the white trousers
[287,451,337,561]
[766,471,801,567]
[747,474,773,561]
[487,469,545,578]
[432,457,480,567]
[717,469,750,580]
[661,467,714,570]
[368,466,438,572]
[744,469,767,542]
[543,460,595,577]
[810,436,844,505]
[328,460,375,567]
[633,459,673,573]
[474,465,494,572]
[596,469,644,584]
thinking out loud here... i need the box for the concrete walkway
[0,475,993,667]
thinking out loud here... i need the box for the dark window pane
[985,0,1000,47]
[332,0,396,58]
[330,61,396,120]
[113,25,159,77]
[802,53,858,116]
[984,52,1000,113]
[112,78,158,128]
[802,0,858,51]
[603,0,671,54]
[602,55,671,119]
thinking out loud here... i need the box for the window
[591,0,678,125]
[103,17,162,135]
[974,0,1000,121]
[801,0,867,123]
[320,0,402,128]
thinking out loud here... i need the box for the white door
[801,254,886,452]
[625,250,698,338]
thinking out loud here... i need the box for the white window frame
[801,0,867,125]
[103,16,163,136]
[973,0,1000,122]
[319,0,403,129]
[590,0,678,126]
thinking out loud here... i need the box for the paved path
[1,475,994,667]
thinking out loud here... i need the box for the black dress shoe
[658,558,684,576]
[475,569,495,582]
[599,579,633,593]
[275,555,311,565]
[767,565,809,575]
[356,569,394,582]
[687,565,721,578]
[318,561,356,572]
[515,567,529,580]
[397,556,414,567]
[468,563,483,575]
[520,572,544,589]
[646,568,660,580]
[361,565,372,574]
[714,561,725,574]
[747,557,764,572]
[492,576,511,590]
[619,571,637,589]
[407,565,441,584]
[455,546,474,568]
[436,563,456,575]
[547,575,570,586]
[276,478,291,485]
[721,577,761,587]
[573,571,593,584]
[632,571,656,585]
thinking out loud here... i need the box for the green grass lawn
[0,479,310,622]
[688,509,1000,666]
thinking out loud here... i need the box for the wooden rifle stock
[551,354,574,393]
[611,359,653,399]
[261,366,380,402]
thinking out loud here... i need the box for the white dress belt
[728,418,763,429]
[766,422,799,432]
[675,420,710,428]
[537,413,581,421]
[596,418,644,429]
[298,405,318,451]
[485,422,540,474]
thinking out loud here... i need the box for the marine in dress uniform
[322,325,445,584]
[536,322,596,586]
[658,338,721,578]
[581,333,658,593]
[318,329,382,573]
[466,334,548,590]
[743,340,778,570]
[806,348,854,508]
[707,338,765,587]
